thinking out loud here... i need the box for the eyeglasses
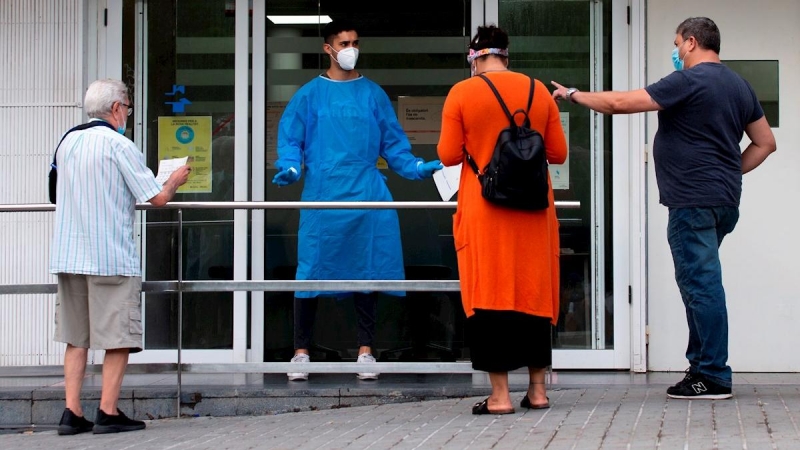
[120,102,133,117]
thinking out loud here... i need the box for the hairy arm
[552,81,662,115]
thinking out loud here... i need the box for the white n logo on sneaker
[691,382,707,394]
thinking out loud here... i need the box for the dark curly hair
[469,25,509,52]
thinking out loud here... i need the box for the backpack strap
[463,75,537,177]
[478,74,536,127]
[524,77,535,127]
[50,120,117,169]
[464,150,482,176]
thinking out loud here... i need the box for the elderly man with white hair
[50,79,190,435]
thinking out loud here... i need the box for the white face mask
[330,46,359,71]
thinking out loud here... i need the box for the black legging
[293,292,378,350]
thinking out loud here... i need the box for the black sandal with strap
[472,398,515,415]
[521,395,550,409]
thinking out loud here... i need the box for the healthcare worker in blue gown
[274,19,443,382]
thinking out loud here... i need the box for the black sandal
[472,398,515,415]
[521,395,550,410]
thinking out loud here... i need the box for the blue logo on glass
[176,126,194,144]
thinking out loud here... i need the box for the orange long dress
[437,71,568,324]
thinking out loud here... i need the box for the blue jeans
[667,206,739,387]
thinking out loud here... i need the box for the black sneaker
[92,408,146,434]
[667,369,697,392]
[57,408,94,435]
[666,373,732,399]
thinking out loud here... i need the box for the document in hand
[432,163,462,201]
[155,156,189,185]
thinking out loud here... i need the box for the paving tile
[4,374,800,449]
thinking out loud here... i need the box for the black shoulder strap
[477,74,536,127]
[464,150,481,176]
[478,74,534,121]
[51,121,117,166]
[464,75,537,176]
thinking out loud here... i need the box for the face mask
[116,105,127,135]
[671,41,686,71]
[330,46,359,71]
[117,115,127,135]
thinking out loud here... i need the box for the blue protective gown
[276,75,423,298]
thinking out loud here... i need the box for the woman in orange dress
[437,25,568,415]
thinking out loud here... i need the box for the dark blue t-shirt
[645,63,763,207]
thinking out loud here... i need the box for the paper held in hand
[432,163,462,201]
[155,156,189,185]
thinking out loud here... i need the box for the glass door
[262,1,473,364]
[493,0,626,368]
[123,0,631,368]
[260,0,631,368]
[131,0,245,363]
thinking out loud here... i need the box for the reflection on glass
[143,0,236,350]
[723,60,779,127]
[265,0,468,362]
[500,0,613,350]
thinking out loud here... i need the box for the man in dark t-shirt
[551,17,776,399]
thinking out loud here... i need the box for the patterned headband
[467,47,509,64]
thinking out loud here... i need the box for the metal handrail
[0,201,581,383]
[0,200,580,212]
[0,200,580,296]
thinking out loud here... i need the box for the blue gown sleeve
[373,85,423,180]
[275,90,307,172]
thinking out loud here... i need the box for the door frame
[128,0,649,369]
[485,0,644,369]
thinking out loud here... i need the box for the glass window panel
[723,60,779,127]
[499,0,613,350]
[265,0,469,362]
[143,0,239,350]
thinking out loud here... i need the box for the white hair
[84,79,129,119]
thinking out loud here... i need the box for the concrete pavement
[3,377,800,449]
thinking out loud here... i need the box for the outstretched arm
[551,81,662,115]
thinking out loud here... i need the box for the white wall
[646,1,800,372]
[0,1,87,365]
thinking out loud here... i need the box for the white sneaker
[287,353,310,381]
[356,353,379,380]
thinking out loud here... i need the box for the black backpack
[464,74,549,211]
[49,121,116,204]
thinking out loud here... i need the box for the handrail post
[177,208,183,418]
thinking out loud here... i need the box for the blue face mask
[671,42,685,71]
[116,108,127,135]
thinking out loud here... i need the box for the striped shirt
[49,120,162,276]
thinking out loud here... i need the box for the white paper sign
[398,96,445,145]
[155,156,189,185]
[549,112,570,190]
[432,163,462,201]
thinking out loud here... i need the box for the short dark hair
[676,17,721,54]
[322,19,358,45]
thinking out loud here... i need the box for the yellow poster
[158,116,212,193]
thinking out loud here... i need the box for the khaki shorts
[54,274,143,353]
